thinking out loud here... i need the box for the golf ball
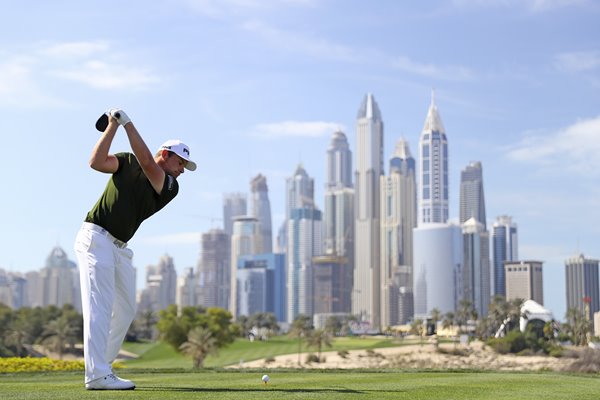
[262,374,270,383]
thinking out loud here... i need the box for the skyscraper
[492,216,518,296]
[505,260,543,305]
[250,174,273,253]
[353,93,384,329]
[287,207,322,323]
[380,138,416,326]
[326,130,353,190]
[223,193,247,236]
[139,254,177,312]
[39,246,80,311]
[230,216,260,318]
[286,165,321,323]
[197,228,230,309]
[418,91,449,225]
[322,130,354,318]
[460,161,486,229]
[462,218,491,317]
[565,254,599,326]
[413,92,462,318]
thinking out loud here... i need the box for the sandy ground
[228,340,576,372]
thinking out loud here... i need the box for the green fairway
[123,336,412,368]
[2,369,600,399]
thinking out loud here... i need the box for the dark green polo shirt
[85,152,179,242]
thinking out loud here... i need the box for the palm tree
[139,310,157,340]
[40,315,79,359]
[5,324,31,357]
[288,314,312,366]
[179,327,218,368]
[430,308,441,334]
[566,307,591,346]
[306,329,333,362]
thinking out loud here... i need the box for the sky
[1,0,599,321]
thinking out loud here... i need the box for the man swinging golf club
[74,108,196,390]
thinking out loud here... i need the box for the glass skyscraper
[492,215,518,296]
[459,161,486,229]
[250,174,273,254]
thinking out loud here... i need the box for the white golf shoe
[85,373,136,390]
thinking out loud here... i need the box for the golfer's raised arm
[89,117,119,174]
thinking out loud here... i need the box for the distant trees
[156,305,238,368]
[0,304,82,358]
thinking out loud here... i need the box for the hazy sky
[1,0,599,321]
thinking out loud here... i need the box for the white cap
[159,140,197,171]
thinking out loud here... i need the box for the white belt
[82,222,128,249]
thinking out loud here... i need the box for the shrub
[306,353,320,363]
[564,348,600,373]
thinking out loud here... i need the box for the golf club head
[95,111,121,132]
[95,113,109,132]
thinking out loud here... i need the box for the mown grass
[123,336,413,369]
[2,369,600,400]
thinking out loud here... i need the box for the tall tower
[492,215,518,296]
[413,91,462,318]
[250,174,273,253]
[380,138,417,327]
[418,90,449,225]
[287,165,322,323]
[353,93,384,328]
[462,218,491,318]
[197,228,230,309]
[565,254,599,326]
[223,193,247,236]
[320,130,354,319]
[229,216,260,318]
[460,161,487,228]
[323,130,354,260]
[326,130,353,190]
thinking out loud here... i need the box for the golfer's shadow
[137,386,364,394]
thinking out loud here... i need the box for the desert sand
[228,340,575,371]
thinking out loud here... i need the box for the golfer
[74,108,196,390]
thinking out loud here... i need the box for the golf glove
[109,108,131,126]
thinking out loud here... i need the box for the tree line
[0,297,594,365]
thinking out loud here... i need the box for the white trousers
[74,223,136,383]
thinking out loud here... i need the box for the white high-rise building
[197,228,230,309]
[413,223,463,318]
[223,193,247,236]
[324,130,354,257]
[250,174,273,253]
[176,267,196,309]
[229,216,260,318]
[139,254,177,312]
[286,165,322,323]
[418,91,449,225]
[413,92,462,318]
[353,93,384,329]
[39,246,81,312]
[380,138,416,326]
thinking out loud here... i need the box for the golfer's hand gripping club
[109,108,131,127]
